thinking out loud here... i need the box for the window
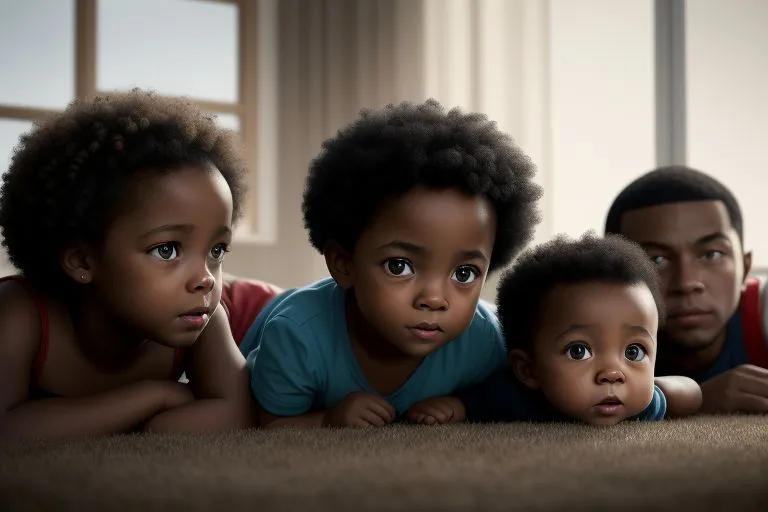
[0,0,263,238]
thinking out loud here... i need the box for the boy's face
[516,282,658,426]
[618,200,749,354]
[331,186,496,359]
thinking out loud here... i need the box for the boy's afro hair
[0,88,247,295]
[605,165,743,242]
[301,99,543,272]
[496,232,665,352]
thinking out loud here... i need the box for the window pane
[0,118,35,174]
[211,112,240,133]
[97,0,239,103]
[0,0,75,109]
[686,0,768,265]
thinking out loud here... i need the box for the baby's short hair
[496,232,665,352]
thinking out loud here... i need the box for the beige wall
[225,0,553,303]
[2,0,766,300]
[225,0,656,304]
[685,0,768,265]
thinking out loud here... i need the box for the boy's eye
[565,343,592,360]
[149,243,179,261]
[452,265,479,284]
[384,258,414,276]
[625,344,647,362]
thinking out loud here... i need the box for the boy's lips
[408,322,443,341]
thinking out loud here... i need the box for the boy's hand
[406,396,466,425]
[323,391,396,428]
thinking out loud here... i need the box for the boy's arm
[248,317,397,429]
[142,306,255,433]
[0,286,192,440]
[247,314,325,428]
[654,375,702,418]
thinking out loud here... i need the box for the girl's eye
[210,243,229,261]
[452,265,480,284]
[625,344,647,362]
[565,343,592,360]
[149,243,179,261]
[384,258,414,277]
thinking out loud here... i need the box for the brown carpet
[2,415,767,511]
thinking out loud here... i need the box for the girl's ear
[324,241,354,290]
[509,349,539,389]
[60,245,96,284]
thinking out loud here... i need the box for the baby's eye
[625,344,647,362]
[565,343,592,360]
[452,265,480,284]
[384,258,414,277]
[210,243,229,262]
[149,243,179,261]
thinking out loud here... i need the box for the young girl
[457,233,702,425]
[240,99,543,428]
[0,89,262,439]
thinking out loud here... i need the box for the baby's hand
[323,391,396,428]
[406,396,466,425]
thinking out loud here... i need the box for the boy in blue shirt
[458,233,702,425]
[240,99,543,428]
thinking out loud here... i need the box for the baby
[458,233,702,425]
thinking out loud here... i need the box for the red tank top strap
[0,275,50,383]
[741,276,768,368]
[220,278,282,346]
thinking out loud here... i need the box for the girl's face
[85,165,234,347]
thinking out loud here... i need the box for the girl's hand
[156,380,196,410]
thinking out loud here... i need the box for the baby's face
[525,281,658,425]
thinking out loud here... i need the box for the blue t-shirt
[458,370,667,423]
[240,278,507,417]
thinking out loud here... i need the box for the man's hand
[405,396,466,425]
[699,364,768,414]
[322,391,396,428]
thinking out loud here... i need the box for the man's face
[619,200,750,352]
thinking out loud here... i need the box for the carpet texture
[2,415,767,511]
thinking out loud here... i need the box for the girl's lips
[179,312,209,328]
